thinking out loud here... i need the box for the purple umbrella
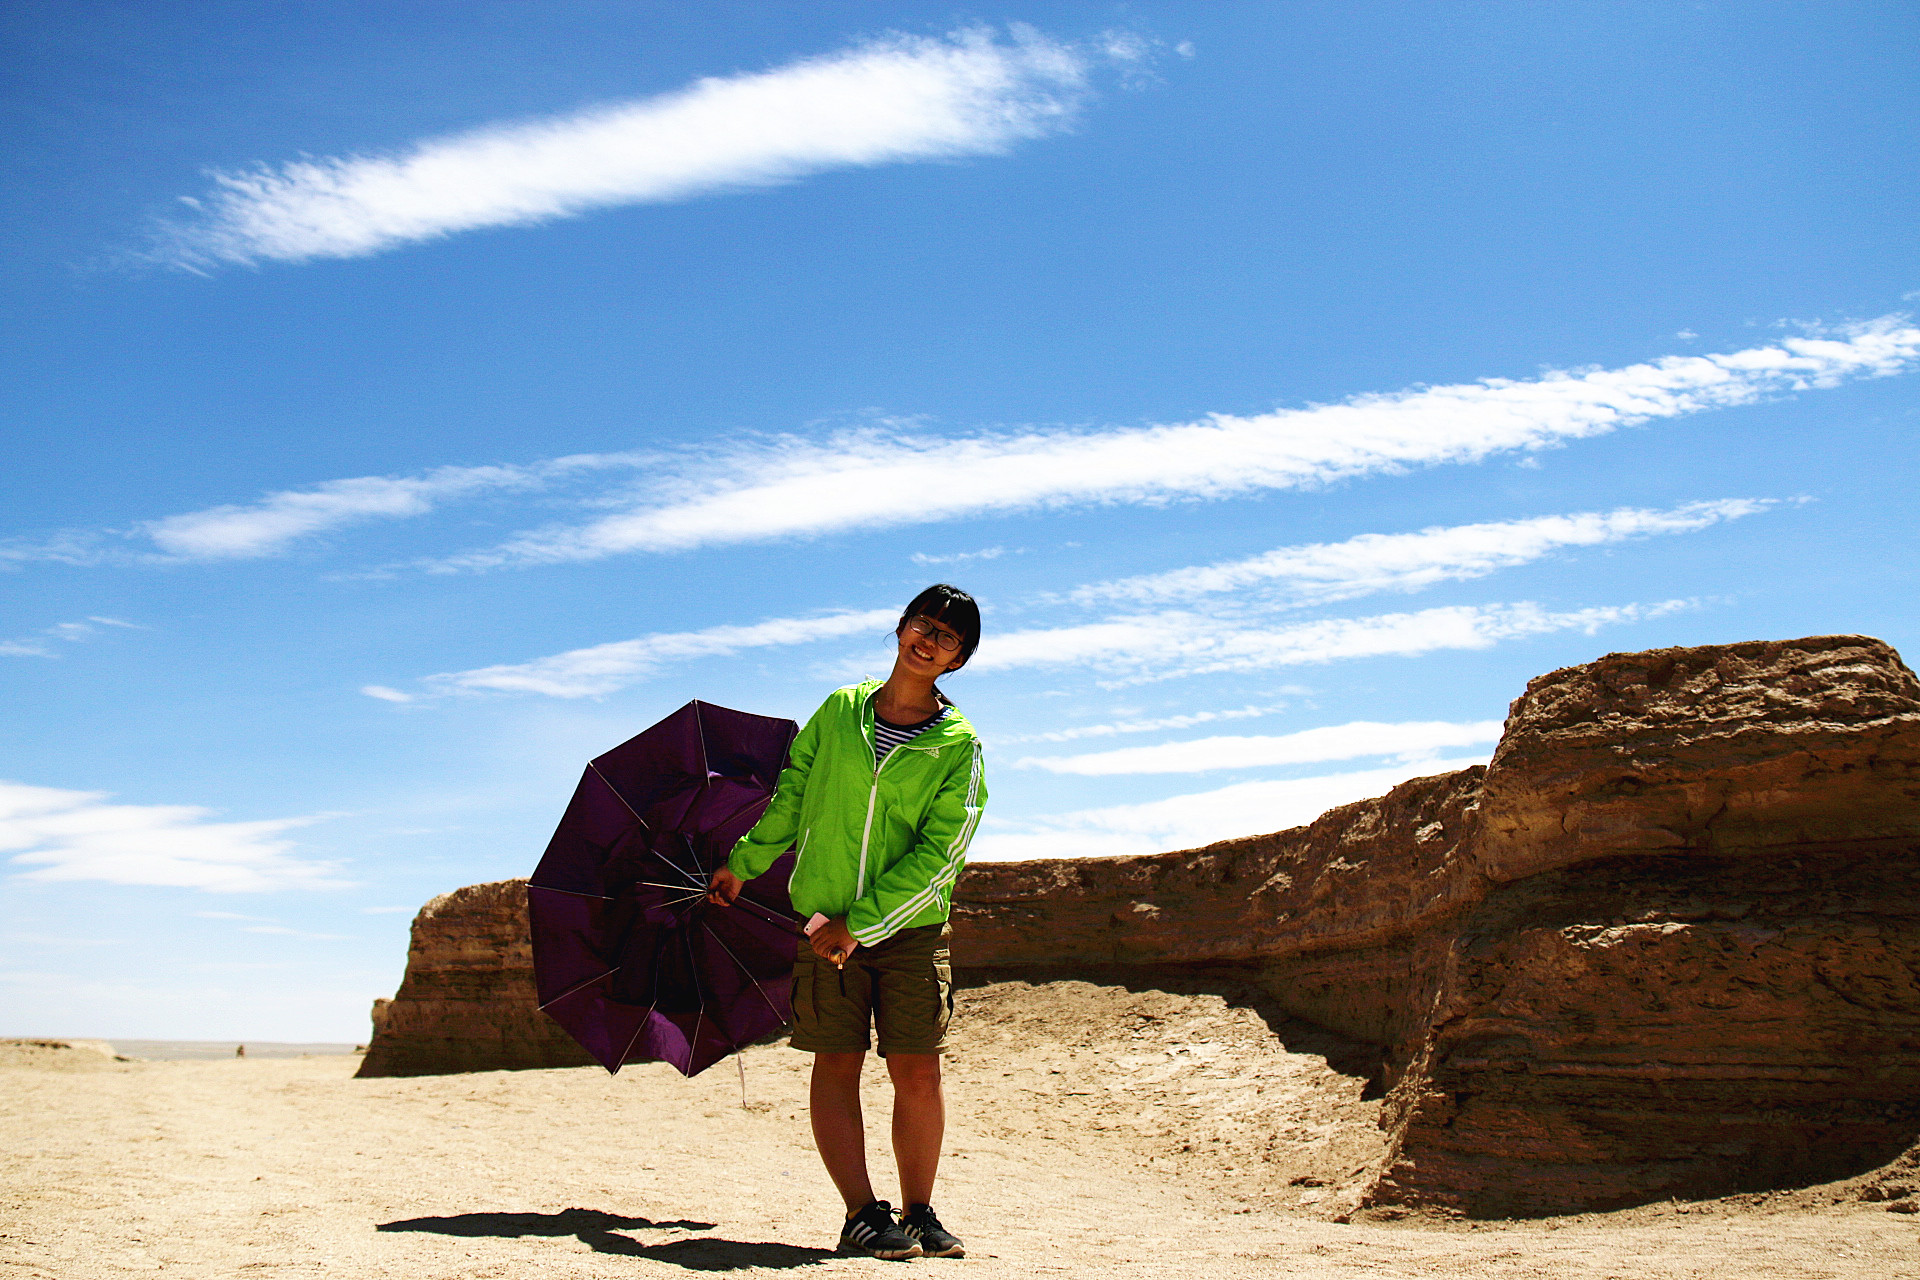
[528,700,801,1076]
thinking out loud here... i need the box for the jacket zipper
[856,745,905,900]
[854,695,949,902]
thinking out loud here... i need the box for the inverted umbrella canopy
[528,700,801,1076]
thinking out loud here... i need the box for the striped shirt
[873,705,950,766]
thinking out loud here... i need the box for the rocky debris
[356,881,592,1078]
[360,634,1920,1217]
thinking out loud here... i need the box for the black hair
[899,583,982,668]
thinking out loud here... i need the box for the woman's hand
[809,916,857,967]
[706,867,743,905]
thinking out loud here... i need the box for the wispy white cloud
[414,607,898,699]
[994,700,1299,744]
[1,616,146,658]
[241,925,353,941]
[0,932,127,948]
[0,529,114,570]
[156,27,1113,269]
[359,685,414,704]
[970,756,1489,861]
[1017,718,1504,775]
[911,546,1011,566]
[434,319,1917,567]
[974,599,1691,684]
[1,781,348,892]
[426,591,1682,700]
[1069,499,1775,607]
[140,457,642,561]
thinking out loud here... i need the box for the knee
[886,1054,942,1094]
[813,1051,865,1085]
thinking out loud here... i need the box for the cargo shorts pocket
[872,925,953,1056]
[788,953,873,1053]
[788,972,808,1030]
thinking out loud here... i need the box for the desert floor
[4,980,1915,1279]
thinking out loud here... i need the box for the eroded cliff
[359,634,1920,1216]
[356,881,593,1078]
[953,634,1920,1214]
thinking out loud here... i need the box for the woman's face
[897,613,967,676]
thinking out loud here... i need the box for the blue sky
[4,1,1916,1041]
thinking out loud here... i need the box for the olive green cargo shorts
[790,922,953,1056]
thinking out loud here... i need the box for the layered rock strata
[954,634,1920,1214]
[359,634,1920,1215]
[356,880,592,1077]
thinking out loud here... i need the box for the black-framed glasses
[905,616,963,653]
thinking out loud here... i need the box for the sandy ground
[3,980,1916,1279]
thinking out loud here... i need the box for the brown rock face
[952,635,1920,1215]
[355,880,592,1078]
[1474,634,1920,879]
[361,634,1920,1215]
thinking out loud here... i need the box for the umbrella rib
[683,924,707,1075]
[584,760,706,889]
[731,895,806,935]
[527,884,615,900]
[537,967,619,1011]
[656,853,705,890]
[703,788,776,839]
[587,761,652,831]
[616,1004,653,1070]
[699,919,789,1026]
[647,832,707,889]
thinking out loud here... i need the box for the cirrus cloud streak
[441,320,1916,567]
[419,607,899,699]
[1,781,348,893]
[1016,718,1504,774]
[974,599,1692,684]
[970,756,1489,861]
[156,27,1108,268]
[143,454,643,561]
[1070,499,1775,607]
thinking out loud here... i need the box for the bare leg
[810,1051,875,1213]
[885,1052,945,1207]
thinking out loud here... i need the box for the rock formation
[358,633,1920,1216]
[954,634,1920,1215]
[356,881,592,1078]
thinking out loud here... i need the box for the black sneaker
[902,1203,965,1258]
[839,1200,922,1259]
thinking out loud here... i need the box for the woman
[707,584,985,1260]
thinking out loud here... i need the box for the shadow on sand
[377,1207,837,1271]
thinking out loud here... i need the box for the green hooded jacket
[726,679,986,947]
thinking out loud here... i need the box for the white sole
[839,1244,923,1260]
